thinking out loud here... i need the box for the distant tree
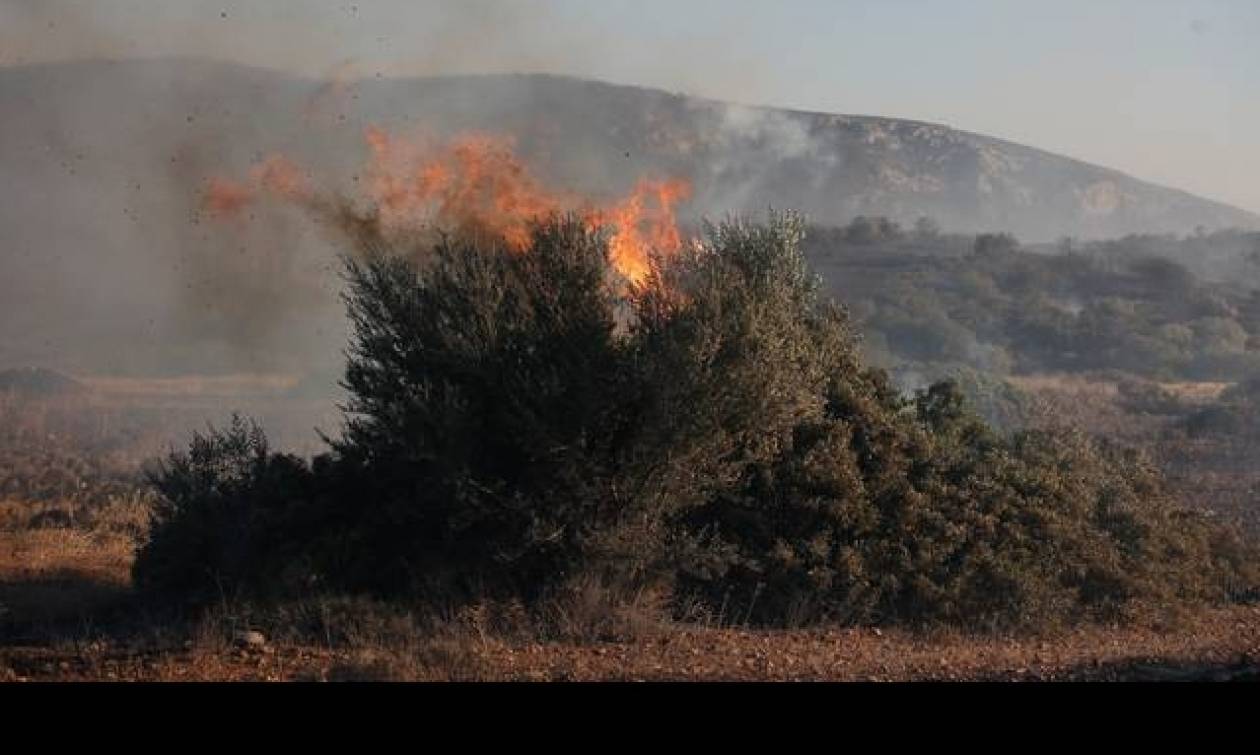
[1192,316,1249,355]
[913,216,942,241]
[973,233,1018,258]
[845,215,903,245]
[1244,243,1260,270]
[1127,256,1194,294]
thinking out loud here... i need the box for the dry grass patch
[0,495,147,633]
[0,526,134,629]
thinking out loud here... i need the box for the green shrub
[133,415,318,600]
[135,212,1259,629]
[326,219,670,600]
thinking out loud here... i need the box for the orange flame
[203,157,316,219]
[204,126,693,284]
[203,177,253,218]
[251,156,314,202]
[363,126,570,251]
[596,178,692,284]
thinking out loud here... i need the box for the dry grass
[1004,373,1260,536]
[321,629,491,682]
[0,494,151,538]
[1009,374,1230,409]
[530,577,674,643]
[1158,381,1232,402]
[79,374,301,400]
[1007,373,1122,398]
[0,515,135,630]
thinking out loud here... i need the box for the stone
[234,630,267,649]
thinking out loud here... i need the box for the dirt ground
[4,608,1260,682]
[4,509,1260,682]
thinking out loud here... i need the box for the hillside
[2,58,1257,377]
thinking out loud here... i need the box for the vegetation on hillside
[805,219,1260,383]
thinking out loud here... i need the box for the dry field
[1008,373,1228,402]
[78,374,302,400]
[1006,373,1260,535]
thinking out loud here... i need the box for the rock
[234,630,267,649]
[28,509,73,529]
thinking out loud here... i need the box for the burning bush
[134,212,1258,628]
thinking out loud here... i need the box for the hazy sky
[3,0,1258,213]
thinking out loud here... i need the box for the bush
[133,415,317,600]
[686,378,1257,628]
[134,212,1259,630]
[326,219,671,600]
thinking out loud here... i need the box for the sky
[2,0,1258,213]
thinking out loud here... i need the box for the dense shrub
[326,220,672,599]
[802,219,1260,382]
[134,212,1258,629]
[132,416,324,600]
[680,378,1256,628]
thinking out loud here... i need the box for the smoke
[0,2,677,387]
[688,101,843,219]
[0,54,347,381]
[0,1,126,66]
[2,2,1255,393]
[204,125,693,284]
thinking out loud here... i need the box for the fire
[203,126,692,283]
[203,177,253,217]
[251,156,314,202]
[202,157,315,219]
[363,126,570,251]
[595,178,692,284]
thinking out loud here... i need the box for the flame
[204,126,692,284]
[202,157,314,218]
[596,178,692,284]
[203,177,253,218]
[363,126,570,250]
[251,156,314,202]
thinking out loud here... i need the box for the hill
[2,58,1256,377]
[0,368,85,398]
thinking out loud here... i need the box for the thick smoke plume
[3,5,1255,389]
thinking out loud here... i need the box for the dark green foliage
[327,220,666,599]
[1182,377,1260,439]
[681,370,1257,629]
[843,215,905,245]
[133,415,319,600]
[135,213,1258,629]
[973,233,1019,258]
[803,218,1260,383]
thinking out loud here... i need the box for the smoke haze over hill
[1,58,1258,382]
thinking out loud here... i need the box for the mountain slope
[1,58,1256,376]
